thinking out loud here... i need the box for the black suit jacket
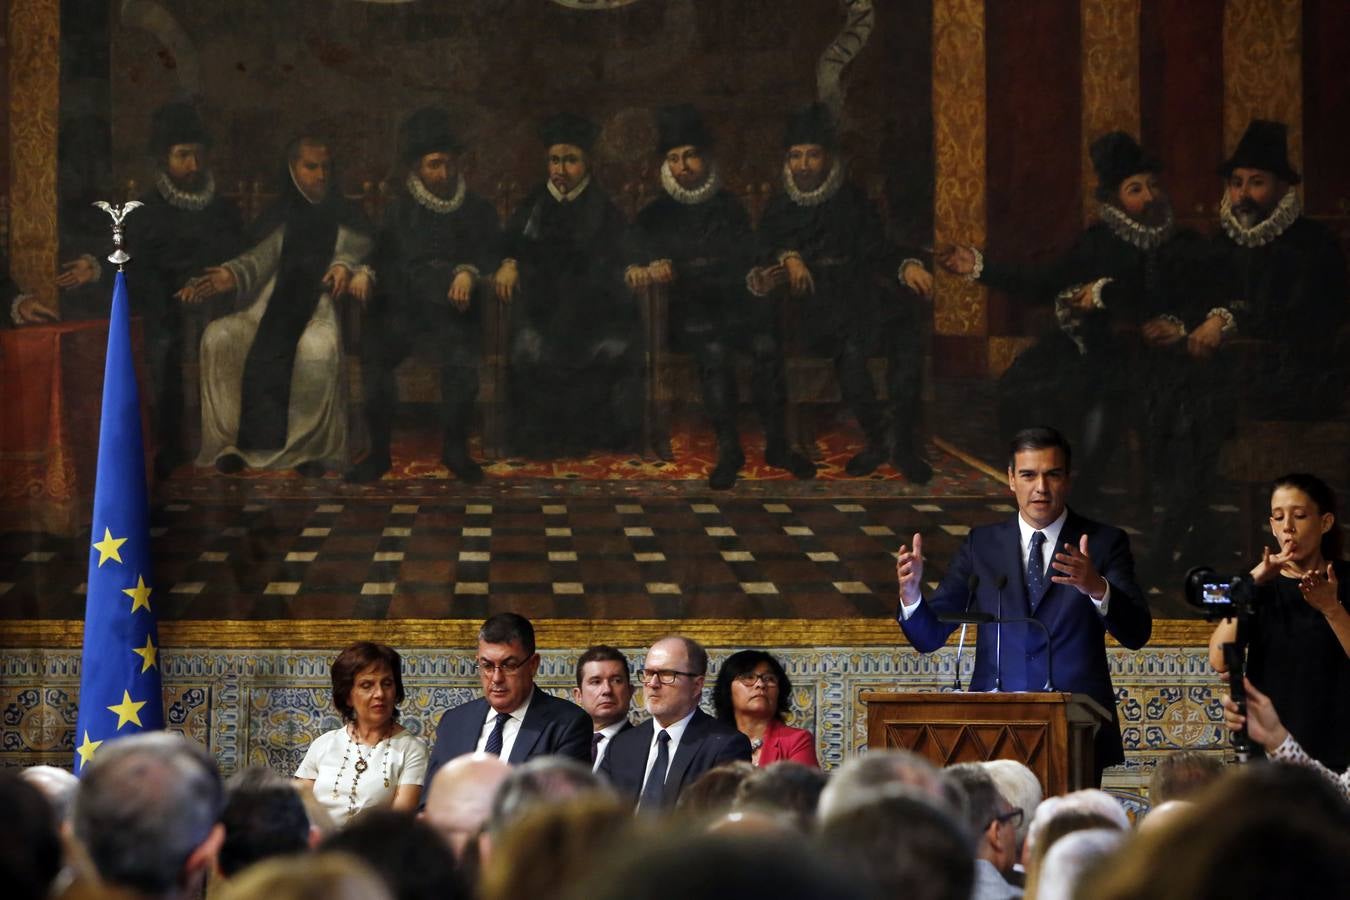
[899,510,1151,772]
[593,719,634,771]
[600,708,752,808]
[423,687,592,787]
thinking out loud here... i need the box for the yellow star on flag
[123,575,153,613]
[92,528,128,567]
[76,730,104,766]
[107,690,147,730]
[132,634,158,673]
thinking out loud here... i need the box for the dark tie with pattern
[1027,530,1047,606]
[591,731,604,764]
[639,729,671,810]
[484,712,510,757]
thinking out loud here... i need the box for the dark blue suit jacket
[899,510,1151,769]
[423,686,592,788]
[599,708,752,808]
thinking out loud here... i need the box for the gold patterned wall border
[1223,0,1302,172]
[3,617,1217,650]
[6,0,60,306]
[1081,0,1141,223]
[931,0,987,337]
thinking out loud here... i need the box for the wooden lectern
[861,691,1112,795]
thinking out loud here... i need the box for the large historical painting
[3,0,1349,631]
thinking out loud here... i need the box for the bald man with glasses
[599,635,751,810]
[423,613,591,791]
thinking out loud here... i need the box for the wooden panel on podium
[861,691,1112,795]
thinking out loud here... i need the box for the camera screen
[1202,582,1232,604]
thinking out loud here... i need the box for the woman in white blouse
[296,641,429,824]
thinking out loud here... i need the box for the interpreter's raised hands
[895,532,925,606]
[1051,533,1108,599]
[1299,563,1341,617]
[1249,544,1296,585]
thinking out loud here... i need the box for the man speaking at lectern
[894,427,1151,782]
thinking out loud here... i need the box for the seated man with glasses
[599,635,751,810]
[945,763,1027,900]
[423,613,591,789]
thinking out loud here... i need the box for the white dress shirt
[475,691,534,759]
[592,719,629,772]
[641,707,696,791]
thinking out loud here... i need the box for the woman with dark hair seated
[1208,472,1350,771]
[712,650,818,768]
[296,641,429,825]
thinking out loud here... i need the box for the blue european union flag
[74,268,164,773]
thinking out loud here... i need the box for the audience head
[674,761,756,820]
[713,649,792,726]
[572,645,633,730]
[477,613,540,714]
[944,763,1022,874]
[638,635,708,728]
[734,761,828,833]
[479,795,632,900]
[1137,799,1194,836]
[1269,472,1341,563]
[73,732,225,898]
[322,809,466,900]
[19,764,80,823]
[1149,751,1224,804]
[0,771,63,900]
[980,759,1041,859]
[215,852,392,900]
[420,752,510,859]
[487,756,612,841]
[817,749,954,822]
[217,776,313,877]
[331,641,406,725]
[1033,827,1126,900]
[818,789,975,900]
[1024,789,1129,890]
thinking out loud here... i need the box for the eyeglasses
[477,658,530,676]
[636,669,699,685]
[991,808,1024,829]
[733,672,779,687]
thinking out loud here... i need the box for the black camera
[1183,567,1256,621]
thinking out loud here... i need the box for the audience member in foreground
[944,764,1024,900]
[216,770,314,878]
[322,809,467,900]
[478,796,633,900]
[1147,750,1223,803]
[418,752,510,860]
[215,853,392,900]
[713,649,819,767]
[979,759,1042,884]
[601,635,751,809]
[73,732,225,900]
[675,760,756,819]
[1029,827,1126,900]
[734,761,829,833]
[19,764,80,824]
[296,641,428,824]
[0,772,63,900]
[1224,675,1350,799]
[815,748,953,821]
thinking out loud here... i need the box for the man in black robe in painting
[494,113,639,458]
[627,105,816,490]
[346,108,500,485]
[1205,119,1348,421]
[752,103,935,482]
[122,103,245,479]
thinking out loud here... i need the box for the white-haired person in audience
[944,764,1024,900]
[1224,675,1350,800]
[419,752,511,860]
[1030,827,1127,900]
[1022,788,1128,890]
[816,749,955,822]
[979,759,1041,884]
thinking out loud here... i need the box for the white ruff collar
[1220,186,1301,248]
[1098,201,1175,250]
[660,161,721,205]
[156,170,216,211]
[548,174,591,203]
[782,158,845,207]
[406,172,465,214]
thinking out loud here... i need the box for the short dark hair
[331,642,406,723]
[712,649,792,723]
[488,757,611,837]
[1271,472,1343,560]
[1008,426,1072,474]
[479,613,536,656]
[675,761,756,819]
[218,784,311,877]
[944,764,1011,835]
[735,762,828,832]
[286,134,330,164]
[655,635,707,676]
[1148,752,1224,804]
[0,772,62,900]
[575,645,630,688]
[322,809,468,900]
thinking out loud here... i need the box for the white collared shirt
[591,719,629,773]
[1018,509,1109,614]
[475,690,534,759]
[641,707,696,792]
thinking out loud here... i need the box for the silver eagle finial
[93,200,144,268]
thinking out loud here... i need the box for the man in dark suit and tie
[894,427,1151,784]
[424,613,592,788]
[572,645,635,772]
[600,636,751,809]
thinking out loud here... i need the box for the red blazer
[757,718,819,768]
